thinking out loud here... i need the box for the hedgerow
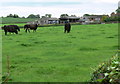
[90,54,120,83]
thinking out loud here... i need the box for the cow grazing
[64,22,71,33]
[24,24,38,33]
[2,25,20,35]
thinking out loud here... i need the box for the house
[59,16,80,23]
[38,17,59,25]
[81,15,109,24]
[28,17,59,25]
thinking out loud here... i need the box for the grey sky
[0,0,119,17]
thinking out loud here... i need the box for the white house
[81,15,109,24]
[41,17,59,25]
[28,17,59,25]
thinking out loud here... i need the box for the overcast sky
[0,0,119,18]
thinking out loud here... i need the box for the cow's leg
[28,29,30,33]
[67,30,70,33]
[5,31,7,35]
[15,31,18,34]
[33,29,36,32]
[35,29,37,32]
[25,29,28,33]
[64,29,67,33]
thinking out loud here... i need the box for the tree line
[2,7,120,22]
[3,13,75,19]
[104,7,120,22]
[5,14,41,18]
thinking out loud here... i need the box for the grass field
[1,17,37,24]
[2,23,118,82]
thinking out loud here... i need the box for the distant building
[28,17,59,25]
[59,16,80,23]
[81,15,109,24]
[28,16,80,25]
[38,17,59,25]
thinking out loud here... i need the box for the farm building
[59,16,80,23]
[38,17,59,25]
[28,17,59,25]
[81,15,109,24]
[28,16,80,25]
[27,15,110,25]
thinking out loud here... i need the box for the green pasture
[2,23,118,82]
[1,17,37,27]
[1,17,37,24]
[1,23,26,27]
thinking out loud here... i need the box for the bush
[90,54,120,83]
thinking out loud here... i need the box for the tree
[13,14,19,18]
[83,14,90,16]
[41,16,46,18]
[6,14,19,18]
[27,14,40,18]
[60,14,69,17]
[116,7,120,13]
[48,14,52,18]
[45,14,52,18]
[7,14,14,18]
[22,16,25,18]
[36,14,40,18]
[71,15,76,17]
[101,15,109,22]
[27,14,36,18]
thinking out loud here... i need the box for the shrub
[90,54,120,83]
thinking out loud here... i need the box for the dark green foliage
[91,54,120,83]
[45,14,52,18]
[116,7,120,13]
[105,7,120,22]
[6,14,19,18]
[83,14,91,16]
[60,14,69,17]
[27,14,40,18]
[105,17,120,22]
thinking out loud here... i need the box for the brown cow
[24,24,38,33]
[64,22,71,33]
[2,25,20,35]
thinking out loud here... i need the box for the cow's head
[2,25,7,29]
[17,27,20,31]
[1,26,4,30]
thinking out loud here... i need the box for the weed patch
[20,43,32,47]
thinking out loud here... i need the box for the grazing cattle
[64,22,71,33]
[24,24,38,33]
[2,25,20,35]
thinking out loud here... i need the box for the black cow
[2,25,20,35]
[64,22,71,33]
[24,24,38,33]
